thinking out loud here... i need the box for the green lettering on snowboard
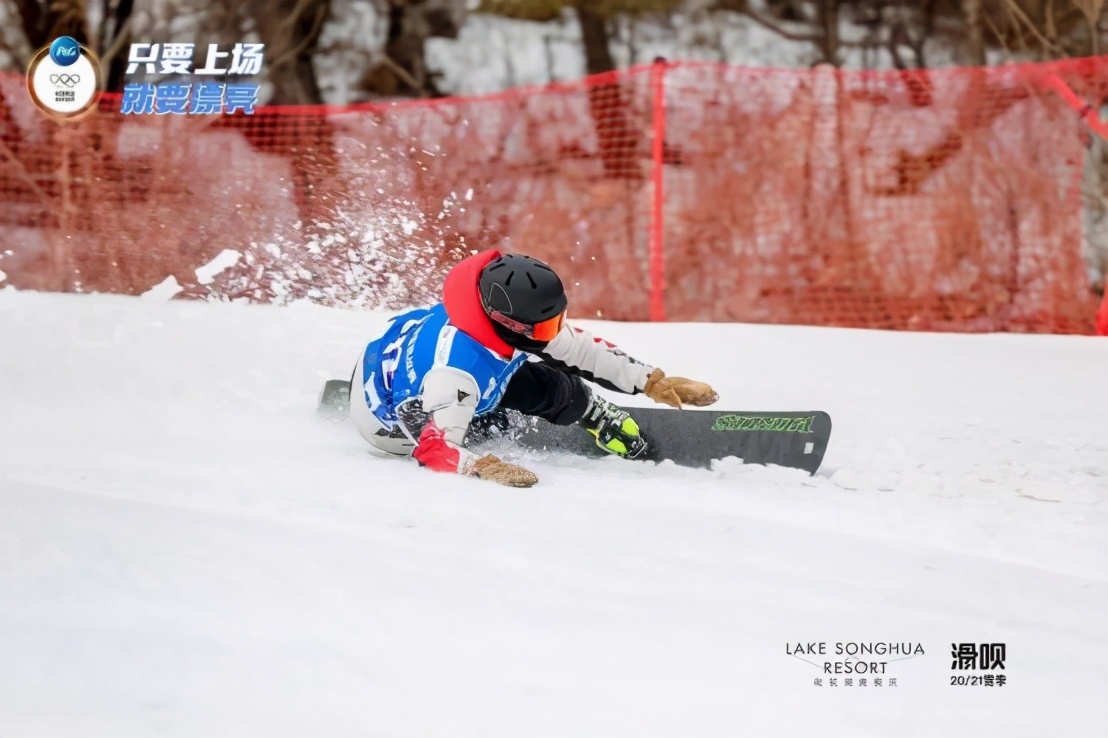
[712,415,815,433]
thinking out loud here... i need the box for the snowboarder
[350,249,718,486]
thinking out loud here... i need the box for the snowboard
[320,379,831,475]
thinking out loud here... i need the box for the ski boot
[579,393,647,459]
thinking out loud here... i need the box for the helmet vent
[527,273,538,289]
[504,271,513,286]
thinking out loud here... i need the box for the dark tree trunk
[573,4,641,180]
[14,0,89,48]
[963,0,987,65]
[104,0,136,92]
[252,0,331,105]
[818,0,840,65]
[362,1,464,99]
[576,3,616,75]
[13,0,45,48]
[383,1,437,96]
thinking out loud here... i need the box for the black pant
[499,362,590,426]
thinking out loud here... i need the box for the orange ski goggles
[489,309,566,342]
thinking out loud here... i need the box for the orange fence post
[648,58,668,322]
[1043,73,1108,139]
[1097,281,1108,336]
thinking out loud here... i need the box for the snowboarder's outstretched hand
[471,454,539,488]
[644,369,719,409]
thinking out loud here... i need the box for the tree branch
[99,14,132,75]
[273,0,318,52]
[378,52,426,96]
[267,0,329,75]
[991,0,1064,56]
[13,0,45,49]
[982,3,1014,59]
[735,5,822,43]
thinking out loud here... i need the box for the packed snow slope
[1,289,1106,738]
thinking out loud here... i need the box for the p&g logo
[28,35,101,119]
[49,36,81,67]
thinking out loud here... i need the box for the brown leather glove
[643,368,719,410]
[471,454,539,488]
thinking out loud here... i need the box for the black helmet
[479,253,568,348]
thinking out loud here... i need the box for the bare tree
[250,0,334,105]
[100,0,137,91]
[963,0,987,63]
[478,0,681,178]
[710,0,1102,65]
[8,0,134,89]
[716,0,836,62]
[575,2,618,74]
[1069,0,1106,53]
[818,0,841,62]
[12,0,90,49]
[360,0,467,98]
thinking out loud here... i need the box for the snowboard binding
[579,395,647,459]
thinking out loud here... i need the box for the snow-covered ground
[1,288,1106,737]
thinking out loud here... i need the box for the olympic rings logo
[50,73,80,87]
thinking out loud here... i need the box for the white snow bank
[1,289,1105,737]
[140,275,183,300]
[194,249,243,286]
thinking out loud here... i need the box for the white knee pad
[350,351,415,457]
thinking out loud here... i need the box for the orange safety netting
[0,57,1104,332]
